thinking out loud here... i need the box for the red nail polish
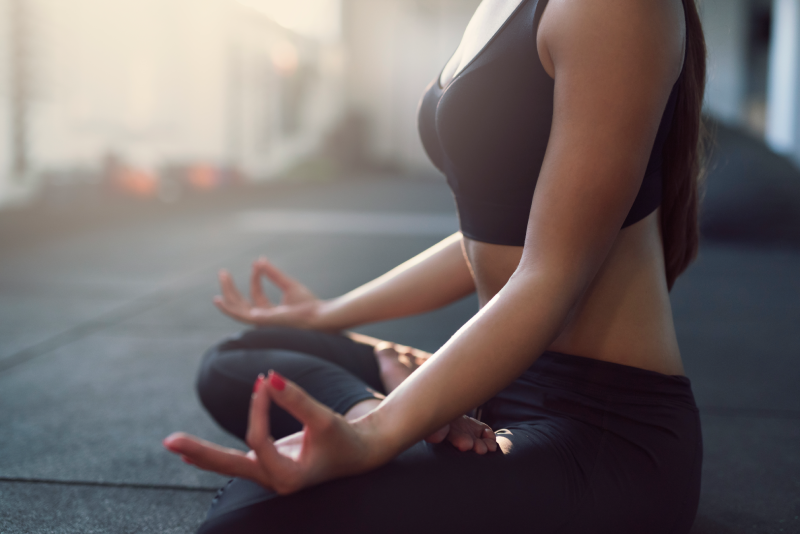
[253,374,265,393]
[269,371,286,391]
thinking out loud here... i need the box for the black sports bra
[418,0,679,246]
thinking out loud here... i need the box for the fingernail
[269,370,286,391]
[253,373,265,393]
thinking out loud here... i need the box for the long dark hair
[661,0,707,290]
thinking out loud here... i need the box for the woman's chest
[439,0,527,87]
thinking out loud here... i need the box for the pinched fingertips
[473,438,488,455]
[268,370,286,391]
[266,371,333,430]
[246,374,270,449]
[252,373,266,395]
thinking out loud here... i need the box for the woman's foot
[374,343,428,393]
[345,333,431,394]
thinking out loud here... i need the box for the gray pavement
[0,165,798,532]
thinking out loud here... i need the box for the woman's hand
[164,372,375,495]
[371,343,497,454]
[214,258,323,329]
[164,371,498,494]
[425,414,497,454]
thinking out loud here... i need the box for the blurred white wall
[342,0,480,171]
[34,0,228,171]
[0,0,345,205]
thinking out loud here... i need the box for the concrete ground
[1,146,798,532]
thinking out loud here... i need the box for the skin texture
[166,0,689,498]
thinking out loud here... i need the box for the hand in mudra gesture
[214,257,321,328]
[165,371,498,495]
[165,372,371,495]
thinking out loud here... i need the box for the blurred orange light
[271,40,299,74]
[117,168,158,197]
[188,165,217,190]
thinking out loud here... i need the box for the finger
[257,260,298,292]
[447,427,474,452]
[468,420,497,453]
[467,417,495,440]
[266,371,333,431]
[246,375,284,471]
[424,424,450,444]
[472,437,488,455]
[219,270,247,306]
[250,261,272,308]
[163,432,255,478]
[246,374,270,449]
[213,295,249,322]
[482,428,498,452]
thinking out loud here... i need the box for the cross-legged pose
[165,0,707,532]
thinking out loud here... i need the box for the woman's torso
[424,0,686,375]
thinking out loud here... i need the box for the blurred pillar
[765,0,800,165]
[8,0,32,182]
[700,0,749,125]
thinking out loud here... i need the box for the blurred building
[2,0,800,207]
[0,0,345,204]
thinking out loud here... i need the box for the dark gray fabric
[196,329,703,534]
[197,327,385,440]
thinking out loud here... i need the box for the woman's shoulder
[537,0,685,82]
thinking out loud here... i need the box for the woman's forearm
[357,266,581,463]
[312,232,475,332]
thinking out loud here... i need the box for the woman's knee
[196,327,300,405]
[216,326,320,354]
[195,347,256,439]
[196,345,229,414]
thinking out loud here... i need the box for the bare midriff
[462,209,686,376]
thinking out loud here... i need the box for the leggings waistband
[521,351,697,409]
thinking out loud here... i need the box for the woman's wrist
[349,408,406,470]
[309,298,348,332]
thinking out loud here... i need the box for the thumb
[266,371,333,431]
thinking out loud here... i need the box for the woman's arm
[214,232,475,331]
[314,232,475,330]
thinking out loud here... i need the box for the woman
[164,0,707,531]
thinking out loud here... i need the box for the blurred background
[0,1,798,533]
[0,0,478,205]
[0,0,797,205]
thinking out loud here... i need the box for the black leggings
[195,327,702,534]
